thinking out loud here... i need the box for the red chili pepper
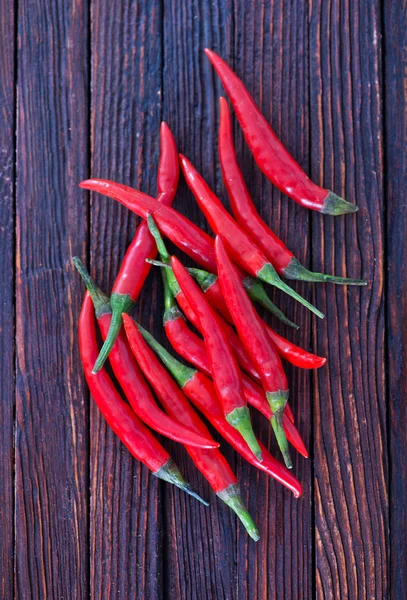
[205,48,358,216]
[134,322,303,498]
[218,98,366,285]
[215,236,293,469]
[80,178,217,272]
[157,269,302,443]
[145,216,325,371]
[163,306,308,458]
[179,154,324,320]
[92,123,179,373]
[171,255,263,462]
[78,292,207,504]
[74,258,218,449]
[122,315,260,540]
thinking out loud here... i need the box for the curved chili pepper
[162,304,308,458]
[147,215,326,370]
[134,323,302,498]
[74,258,218,449]
[146,216,260,382]
[92,123,179,373]
[80,178,217,272]
[150,256,325,372]
[171,255,263,462]
[175,264,326,369]
[78,292,207,504]
[80,177,298,328]
[205,48,358,216]
[179,154,324,320]
[218,98,366,285]
[157,270,303,449]
[215,236,292,469]
[122,315,259,540]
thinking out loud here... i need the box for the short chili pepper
[74,258,218,449]
[134,322,302,498]
[171,255,263,462]
[179,154,324,320]
[160,287,308,458]
[215,236,292,469]
[218,97,366,285]
[80,178,298,328]
[92,122,179,373]
[78,292,207,504]
[122,315,259,540]
[205,48,358,216]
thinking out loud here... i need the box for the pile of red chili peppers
[74,50,366,541]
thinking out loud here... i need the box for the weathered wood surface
[15,0,90,597]
[0,1,16,599]
[384,1,407,599]
[0,0,404,598]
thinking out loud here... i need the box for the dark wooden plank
[232,2,313,599]
[15,0,90,597]
[309,1,388,598]
[383,1,407,598]
[90,2,164,598]
[0,1,16,598]
[163,1,313,598]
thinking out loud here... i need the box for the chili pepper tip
[322,191,359,216]
[72,257,111,318]
[154,458,209,506]
[217,484,260,541]
[284,257,367,286]
[257,264,325,319]
[225,406,263,462]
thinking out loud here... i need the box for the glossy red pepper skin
[98,314,218,449]
[122,315,230,493]
[171,257,246,415]
[218,98,366,286]
[179,154,324,320]
[183,372,302,498]
[78,294,208,504]
[215,238,287,390]
[182,272,326,370]
[80,179,217,273]
[215,237,293,468]
[205,49,358,216]
[135,318,302,498]
[79,294,168,472]
[91,124,179,373]
[114,123,179,299]
[218,97,293,272]
[73,257,218,449]
[124,319,261,540]
[163,309,308,458]
[171,282,260,383]
[171,256,262,461]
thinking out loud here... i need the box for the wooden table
[1,1,405,598]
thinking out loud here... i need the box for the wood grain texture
[309,1,388,598]
[5,0,404,598]
[383,1,407,598]
[90,1,164,598]
[163,1,312,598]
[0,1,15,598]
[15,0,90,597]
